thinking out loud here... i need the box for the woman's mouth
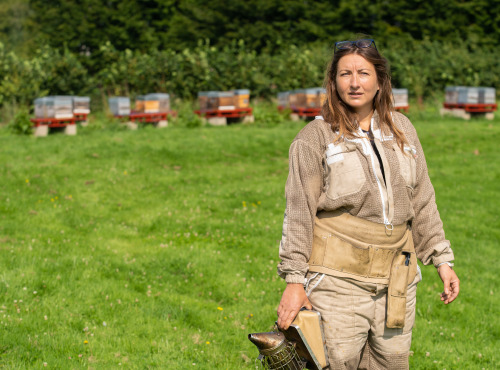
[349,92,363,97]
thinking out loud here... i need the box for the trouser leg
[307,272,420,370]
[307,274,372,370]
[366,273,421,370]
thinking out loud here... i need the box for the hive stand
[75,113,89,126]
[195,108,253,126]
[441,103,497,120]
[30,117,77,137]
[115,112,176,129]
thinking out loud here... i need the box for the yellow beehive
[233,89,250,108]
[144,100,160,112]
[135,96,145,112]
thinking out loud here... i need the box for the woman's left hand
[437,264,460,304]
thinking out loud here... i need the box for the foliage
[0,42,89,109]
[384,37,499,102]
[0,112,498,367]
[0,0,32,56]
[19,0,500,54]
[1,0,499,110]
[7,107,31,134]
[251,101,289,127]
[0,37,499,113]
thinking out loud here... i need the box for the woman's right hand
[277,283,312,330]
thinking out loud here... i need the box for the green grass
[0,110,498,369]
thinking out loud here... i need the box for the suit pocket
[325,143,366,200]
[322,235,370,276]
[394,143,417,189]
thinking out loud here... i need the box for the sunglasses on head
[334,39,377,53]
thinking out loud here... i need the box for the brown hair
[321,42,408,149]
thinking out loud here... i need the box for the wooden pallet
[115,111,176,123]
[443,103,497,113]
[30,117,76,127]
[291,107,321,117]
[30,117,77,136]
[395,106,409,113]
[74,113,89,123]
[194,108,253,118]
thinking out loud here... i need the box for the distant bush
[8,108,32,135]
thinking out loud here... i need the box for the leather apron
[308,210,418,328]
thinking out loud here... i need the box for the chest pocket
[393,143,417,189]
[325,142,366,200]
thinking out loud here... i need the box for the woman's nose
[350,74,360,88]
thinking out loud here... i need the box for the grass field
[0,109,498,369]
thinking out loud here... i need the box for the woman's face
[335,54,379,114]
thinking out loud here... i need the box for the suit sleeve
[277,139,324,283]
[409,125,455,267]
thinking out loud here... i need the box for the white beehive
[445,86,486,104]
[277,92,290,108]
[392,88,408,108]
[478,87,496,104]
[457,87,479,104]
[53,96,74,119]
[108,97,131,116]
[72,96,91,114]
[34,96,73,119]
[34,97,54,118]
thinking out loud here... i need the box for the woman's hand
[277,283,312,330]
[437,264,460,304]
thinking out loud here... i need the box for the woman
[276,39,460,369]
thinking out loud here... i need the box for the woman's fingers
[278,307,298,330]
[438,265,460,304]
[447,278,460,303]
[277,283,310,330]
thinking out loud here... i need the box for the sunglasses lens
[335,41,352,50]
[334,39,377,53]
[356,39,374,48]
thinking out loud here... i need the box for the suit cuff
[285,273,306,284]
[431,242,455,267]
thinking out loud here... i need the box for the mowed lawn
[0,113,498,369]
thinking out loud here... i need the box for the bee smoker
[248,309,329,370]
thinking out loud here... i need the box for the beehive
[135,95,146,112]
[34,97,55,118]
[53,96,74,119]
[478,87,496,104]
[289,88,325,108]
[108,97,131,116]
[277,92,290,108]
[34,96,73,119]
[445,86,461,104]
[72,96,90,114]
[392,88,408,108]
[305,88,325,108]
[457,87,479,104]
[233,89,250,108]
[216,91,235,110]
[206,92,220,110]
[198,91,210,111]
[143,93,170,113]
[289,89,305,108]
[205,91,232,110]
[445,86,484,104]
